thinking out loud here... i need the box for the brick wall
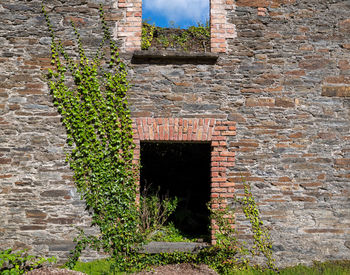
[115,0,142,51]
[132,118,236,195]
[210,0,236,53]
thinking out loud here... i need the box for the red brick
[211,172,219,177]
[220,193,234,198]
[212,157,227,162]
[169,125,174,140]
[156,125,162,139]
[220,151,235,157]
[220,182,235,187]
[212,188,225,193]
[212,136,226,141]
[215,126,228,131]
[212,177,227,182]
[211,167,226,172]
[211,183,220,188]
[220,162,234,167]
[222,131,236,136]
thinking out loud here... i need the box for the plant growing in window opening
[139,185,178,240]
[141,21,210,52]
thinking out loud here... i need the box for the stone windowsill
[139,241,210,254]
[131,50,219,65]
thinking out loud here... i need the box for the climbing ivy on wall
[237,182,276,270]
[42,5,142,263]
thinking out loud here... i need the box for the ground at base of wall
[70,259,350,275]
[26,267,86,275]
[26,264,218,275]
[133,263,218,275]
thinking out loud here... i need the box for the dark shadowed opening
[140,141,211,240]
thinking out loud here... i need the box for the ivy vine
[236,182,276,270]
[42,5,142,266]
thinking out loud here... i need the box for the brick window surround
[115,0,236,52]
[132,118,236,215]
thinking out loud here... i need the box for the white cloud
[143,0,209,25]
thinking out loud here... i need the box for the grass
[71,259,350,275]
[279,261,350,275]
[228,261,350,275]
[146,223,199,243]
[72,258,120,275]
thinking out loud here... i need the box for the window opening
[140,141,211,241]
[141,0,210,52]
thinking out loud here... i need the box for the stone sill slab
[131,50,219,65]
[139,241,210,254]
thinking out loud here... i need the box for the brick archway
[132,118,236,203]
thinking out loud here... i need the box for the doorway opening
[140,141,212,241]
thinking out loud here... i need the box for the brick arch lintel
[132,117,236,202]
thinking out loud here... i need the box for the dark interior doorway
[140,141,211,240]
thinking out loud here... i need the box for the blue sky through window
[142,0,209,28]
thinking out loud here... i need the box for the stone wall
[0,0,116,262]
[0,0,349,267]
